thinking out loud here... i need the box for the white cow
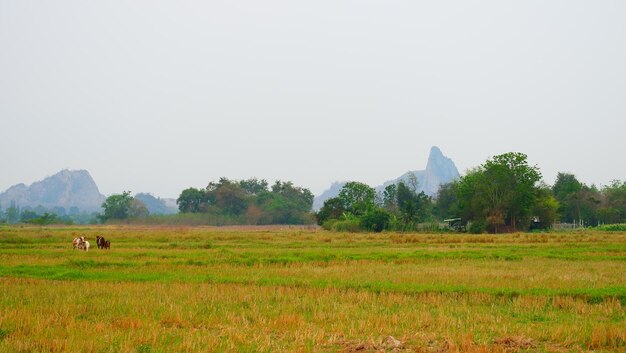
[72,236,85,250]
[74,236,89,251]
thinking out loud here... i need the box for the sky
[1,0,625,198]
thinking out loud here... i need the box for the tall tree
[100,191,134,222]
[553,173,583,201]
[396,181,431,228]
[482,152,542,231]
[381,184,398,214]
[567,186,602,226]
[532,185,559,229]
[434,182,459,220]
[456,153,542,232]
[600,180,626,223]
[214,183,248,215]
[456,168,487,229]
[270,181,314,211]
[552,172,584,222]
[259,181,314,224]
[316,197,345,225]
[239,178,269,195]
[177,187,206,213]
[337,181,376,216]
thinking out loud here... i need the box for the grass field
[0,226,624,352]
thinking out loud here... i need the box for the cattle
[79,240,90,251]
[96,235,105,249]
[72,236,85,250]
[73,236,90,251]
[96,236,110,250]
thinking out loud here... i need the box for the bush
[469,220,486,234]
[324,218,361,232]
[321,219,337,231]
[594,224,626,232]
[360,209,390,232]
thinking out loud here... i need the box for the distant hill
[0,169,106,212]
[135,193,178,215]
[313,146,460,210]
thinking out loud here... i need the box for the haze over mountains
[313,146,460,210]
[0,170,105,213]
[1,146,459,214]
[0,170,176,215]
[134,193,178,215]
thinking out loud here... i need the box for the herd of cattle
[72,236,110,251]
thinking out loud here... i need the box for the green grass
[0,226,624,352]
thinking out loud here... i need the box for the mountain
[378,146,460,196]
[135,193,178,215]
[0,170,106,212]
[313,146,460,211]
[312,182,346,211]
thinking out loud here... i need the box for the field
[0,226,625,352]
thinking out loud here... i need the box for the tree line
[0,202,97,225]
[10,151,622,231]
[98,178,314,225]
[317,152,626,233]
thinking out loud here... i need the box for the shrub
[321,219,338,231]
[469,220,486,234]
[329,219,361,232]
[360,208,390,232]
[595,224,626,232]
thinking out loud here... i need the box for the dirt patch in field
[339,336,407,352]
[493,336,536,350]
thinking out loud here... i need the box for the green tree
[568,186,602,226]
[396,182,431,229]
[552,173,583,222]
[177,178,315,225]
[27,212,59,225]
[271,181,314,211]
[381,184,398,213]
[482,152,542,231]
[100,191,134,222]
[434,182,459,220]
[597,207,621,224]
[316,197,345,225]
[553,173,583,201]
[177,187,206,213]
[257,181,314,224]
[456,153,542,232]
[456,168,488,229]
[531,186,559,229]
[338,181,375,216]
[239,178,269,195]
[601,180,626,223]
[210,179,249,215]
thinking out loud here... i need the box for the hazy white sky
[1,0,625,198]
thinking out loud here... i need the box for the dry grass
[0,226,624,352]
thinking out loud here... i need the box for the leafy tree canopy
[100,191,139,222]
[177,187,206,213]
[338,181,376,216]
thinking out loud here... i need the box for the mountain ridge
[312,146,460,210]
[0,169,106,212]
